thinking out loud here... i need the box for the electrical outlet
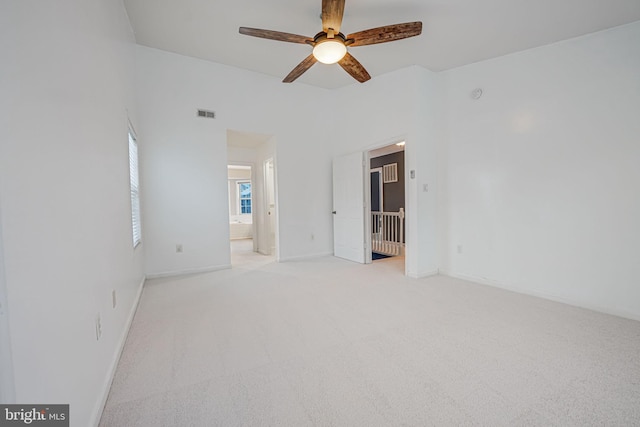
[112,290,117,309]
[311,233,315,240]
[457,245,463,254]
[176,244,183,253]
[423,184,429,192]
[95,314,102,341]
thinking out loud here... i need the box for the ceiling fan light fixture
[312,39,347,64]
[239,0,423,83]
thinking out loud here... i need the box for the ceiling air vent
[197,109,215,119]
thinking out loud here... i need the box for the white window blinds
[129,130,142,247]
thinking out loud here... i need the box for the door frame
[364,137,408,272]
[263,157,279,259]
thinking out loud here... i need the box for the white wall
[136,47,334,276]
[441,22,640,319]
[0,4,12,402]
[0,0,144,425]
[227,146,259,165]
[227,168,251,180]
[0,204,15,403]
[410,67,447,278]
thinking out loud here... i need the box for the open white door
[333,151,365,263]
[264,158,276,256]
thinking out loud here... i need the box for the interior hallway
[230,238,274,268]
[100,247,640,426]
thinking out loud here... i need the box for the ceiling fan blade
[283,54,318,83]
[338,52,371,83]
[322,0,345,34]
[239,27,312,44]
[347,22,422,47]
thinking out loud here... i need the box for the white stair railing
[371,208,405,256]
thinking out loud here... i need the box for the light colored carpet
[100,240,640,426]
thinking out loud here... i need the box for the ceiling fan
[239,0,422,83]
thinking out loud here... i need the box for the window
[238,181,252,214]
[129,128,142,247]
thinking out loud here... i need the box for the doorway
[226,129,278,265]
[331,141,409,274]
[367,142,406,271]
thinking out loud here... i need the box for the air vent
[383,163,398,183]
[197,109,215,119]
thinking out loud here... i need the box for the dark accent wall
[370,151,405,212]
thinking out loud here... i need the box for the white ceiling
[124,0,640,89]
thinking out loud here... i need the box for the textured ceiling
[124,0,640,89]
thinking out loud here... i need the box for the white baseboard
[440,270,640,322]
[406,269,439,279]
[145,264,231,279]
[279,252,334,262]
[92,275,145,427]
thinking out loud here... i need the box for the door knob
[332,211,337,214]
